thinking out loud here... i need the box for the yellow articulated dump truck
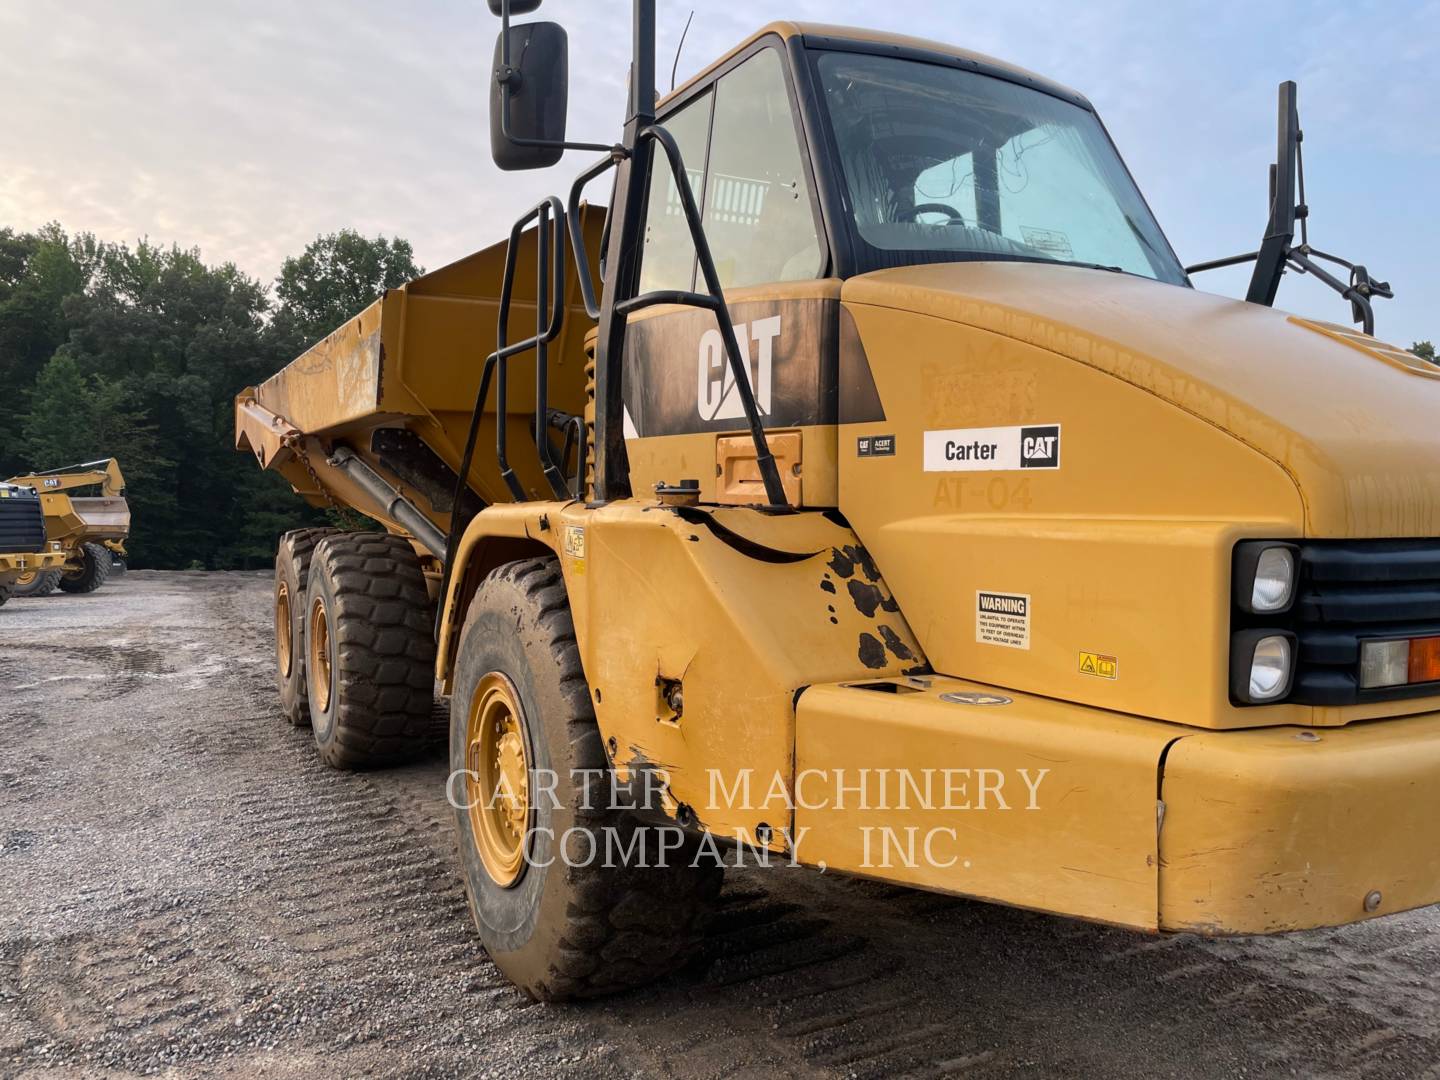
[0,483,67,608]
[5,459,130,597]
[237,3,1436,1001]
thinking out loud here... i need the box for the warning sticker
[924,425,1060,472]
[976,591,1030,650]
[1078,651,1119,679]
[563,525,585,558]
[563,525,586,575]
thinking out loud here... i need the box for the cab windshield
[815,50,1187,285]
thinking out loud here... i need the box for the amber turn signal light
[1408,636,1440,684]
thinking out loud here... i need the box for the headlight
[1251,547,1296,611]
[1249,635,1292,699]
[1233,541,1298,614]
[1230,629,1297,703]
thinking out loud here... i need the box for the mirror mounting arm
[496,77,614,154]
[1187,80,1393,336]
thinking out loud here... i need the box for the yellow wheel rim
[276,581,293,678]
[13,571,35,587]
[466,672,531,888]
[307,596,332,714]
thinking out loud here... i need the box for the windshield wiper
[1123,211,1181,280]
[1043,258,1129,275]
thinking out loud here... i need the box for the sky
[1,0,1435,347]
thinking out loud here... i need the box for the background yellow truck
[0,482,66,607]
[5,458,129,597]
[237,2,1436,1002]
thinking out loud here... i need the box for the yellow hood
[845,262,1440,538]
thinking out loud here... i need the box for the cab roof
[662,21,1090,111]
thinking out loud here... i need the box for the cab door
[621,39,844,508]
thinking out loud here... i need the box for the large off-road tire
[304,532,436,769]
[451,556,722,1001]
[0,586,10,608]
[57,543,113,594]
[11,569,61,598]
[274,527,340,726]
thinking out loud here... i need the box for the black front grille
[0,485,46,555]
[1285,540,1440,705]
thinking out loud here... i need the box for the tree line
[0,225,419,569]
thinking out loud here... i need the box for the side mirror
[490,21,569,171]
[486,0,542,13]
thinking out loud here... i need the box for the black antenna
[670,9,695,93]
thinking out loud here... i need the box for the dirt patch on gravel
[1,571,1437,1078]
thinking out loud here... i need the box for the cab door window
[701,47,822,288]
[637,91,712,295]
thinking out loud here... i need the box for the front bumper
[0,548,67,584]
[793,676,1440,934]
[1159,715,1440,932]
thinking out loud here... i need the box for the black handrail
[528,199,571,498]
[615,290,719,316]
[567,151,626,321]
[433,196,569,638]
[490,197,567,500]
[558,413,585,497]
[566,129,789,509]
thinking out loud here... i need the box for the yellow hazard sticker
[1078,651,1118,679]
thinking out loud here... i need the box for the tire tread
[309,532,436,769]
[11,569,62,598]
[464,557,722,1001]
[56,543,112,594]
[274,527,340,724]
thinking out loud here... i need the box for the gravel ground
[1,570,1438,1079]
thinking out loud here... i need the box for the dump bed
[69,497,130,541]
[236,207,604,551]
